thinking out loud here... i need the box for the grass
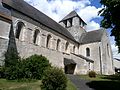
[0,79,41,90]
[79,74,110,81]
[0,78,76,90]
[67,79,77,90]
[79,74,120,90]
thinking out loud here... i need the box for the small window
[63,20,67,28]
[107,44,109,56]
[86,48,90,57]
[46,35,52,48]
[79,19,81,26]
[68,18,72,27]
[15,22,25,39]
[56,39,61,51]
[73,46,75,53]
[65,42,69,52]
[33,29,40,45]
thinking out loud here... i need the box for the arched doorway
[64,58,76,74]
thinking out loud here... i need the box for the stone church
[0,0,114,75]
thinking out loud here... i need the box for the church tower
[59,11,87,42]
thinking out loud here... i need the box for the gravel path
[67,74,93,90]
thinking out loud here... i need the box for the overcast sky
[24,0,120,59]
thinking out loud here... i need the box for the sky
[24,0,120,59]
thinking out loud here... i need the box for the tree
[99,0,120,53]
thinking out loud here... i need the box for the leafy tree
[99,0,120,53]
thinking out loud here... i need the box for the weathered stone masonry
[0,0,114,75]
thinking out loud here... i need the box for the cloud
[24,0,91,21]
[77,5,103,31]
[85,21,100,31]
[77,6,102,23]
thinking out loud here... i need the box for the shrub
[0,66,3,78]
[5,54,51,80]
[0,66,6,78]
[88,71,96,78]
[41,67,67,90]
[4,48,20,67]
[23,54,51,79]
[5,62,23,80]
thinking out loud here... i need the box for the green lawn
[67,79,77,90]
[79,74,120,90]
[0,79,41,90]
[0,79,76,90]
[79,74,110,81]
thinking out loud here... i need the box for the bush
[5,61,23,80]
[4,48,20,67]
[0,66,6,78]
[5,54,51,80]
[88,71,96,78]
[41,67,67,90]
[23,54,51,79]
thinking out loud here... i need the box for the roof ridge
[60,10,78,21]
[2,0,77,43]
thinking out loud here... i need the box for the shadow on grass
[86,80,120,90]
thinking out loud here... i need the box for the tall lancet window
[56,39,61,51]
[86,48,90,57]
[65,42,69,53]
[16,22,25,40]
[46,34,52,48]
[33,29,40,45]
[73,46,75,53]
[107,44,109,56]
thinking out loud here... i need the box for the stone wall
[79,42,101,74]
[3,10,94,75]
[101,30,114,74]
[59,16,86,42]
[0,19,11,66]
[79,30,114,75]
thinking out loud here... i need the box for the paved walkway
[67,74,93,90]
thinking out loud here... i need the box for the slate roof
[0,3,11,17]
[2,0,76,42]
[60,10,87,25]
[61,11,78,21]
[79,29,104,44]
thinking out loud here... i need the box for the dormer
[59,11,87,29]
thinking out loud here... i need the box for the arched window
[46,34,52,48]
[65,42,69,52]
[73,46,75,53]
[15,22,25,39]
[56,39,61,51]
[86,48,90,57]
[33,29,40,45]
